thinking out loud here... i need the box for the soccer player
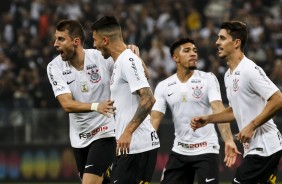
[151,37,239,184]
[47,20,139,184]
[191,21,282,183]
[91,15,160,184]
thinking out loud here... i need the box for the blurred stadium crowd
[0,0,281,112]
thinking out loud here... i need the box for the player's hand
[127,44,140,56]
[224,141,241,167]
[235,122,255,143]
[190,116,209,131]
[116,131,132,156]
[97,100,116,118]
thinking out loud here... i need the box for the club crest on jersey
[87,68,101,83]
[233,78,239,92]
[192,86,203,99]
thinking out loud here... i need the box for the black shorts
[233,150,282,184]
[161,151,219,184]
[110,148,158,184]
[73,137,116,179]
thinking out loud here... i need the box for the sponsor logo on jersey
[48,64,57,85]
[255,66,271,84]
[55,86,65,92]
[192,85,203,99]
[178,141,207,149]
[151,131,159,146]
[129,58,140,81]
[79,126,108,139]
[62,70,71,75]
[235,71,240,75]
[86,64,97,70]
[233,78,239,92]
[168,81,176,86]
[191,79,201,83]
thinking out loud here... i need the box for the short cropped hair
[220,21,248,51]
[170,37,195,57]
[56,20,85,43]
[90,16,120,33]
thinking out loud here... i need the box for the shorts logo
[192,85,203,99]
[206,178,215,182]
[233,178,240,183]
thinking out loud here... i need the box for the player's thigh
[161,152,195,184]
[234,150,282,184]
[111,149,158,184]
[195,153,219,184]
[84,137,116,176]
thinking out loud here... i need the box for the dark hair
[90,15,120,33]
[56,20,85,43]
[220,21,248,51]
[170,37,195,57]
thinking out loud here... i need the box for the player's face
[216,29,236,59]
[175,42,198,70]
[53,30,76,61]
[92,31,111,59]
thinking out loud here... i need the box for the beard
[189,66,197,70]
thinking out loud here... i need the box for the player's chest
[63,64,110,91]
[166,80,208,104]
[225,73,248,99]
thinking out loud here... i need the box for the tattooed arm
[116,87,155,155]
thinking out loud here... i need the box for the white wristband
[91,103,99,111]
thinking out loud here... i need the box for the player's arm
[116,87,155,155]
[191,106,235,130]
[236,90,282,143]
[151,110,164,130]
[210,100,234,141]
[249,90,282,128]
[57,93,115,117]
[124,87,155,134]
[210,100,241,167]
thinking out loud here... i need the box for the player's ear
[172,54,179,63]
[74,38,80,46]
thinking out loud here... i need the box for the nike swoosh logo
[67,80,75,85]
[205,178,215,182]
[168,92,174,96]
[85,164,93,168]
[114,180,118,183]
[233,178,240,183]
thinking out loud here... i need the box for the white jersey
[47,49,115,148]
[110,49,160,155]
[152,70,221,155]
[225,56,282,157]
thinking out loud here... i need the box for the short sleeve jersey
[224,56,282,156]
[152,70,221,155]
[47,49,115,148]
[110,49,160,155]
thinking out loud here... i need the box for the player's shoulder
[158,74,177,88]
[194,70,216,79]
[47,54,63,69]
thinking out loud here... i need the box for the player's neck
[227,52,244,73]
[110,41,127,61]
[176,69,194,83]
[70,48,85,71]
